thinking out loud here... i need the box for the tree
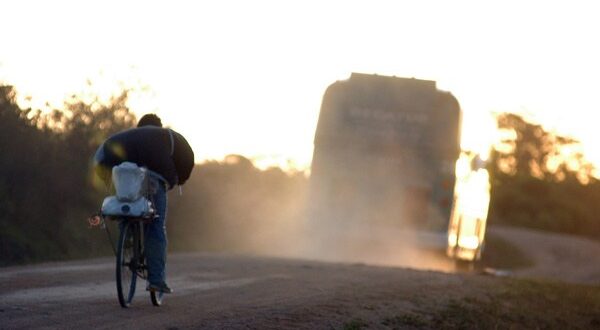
[0,84,136,265]
[488,113,600,238]
[492,113,595,183]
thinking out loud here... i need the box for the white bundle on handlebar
[113,162,146,202]
[101,162,155,218]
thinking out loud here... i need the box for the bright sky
[1,0,599,171]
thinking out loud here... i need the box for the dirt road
[0,253,465,329]
[1,226,599,329]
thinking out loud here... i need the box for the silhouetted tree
[492,113,595,183]
[488,113,600,238]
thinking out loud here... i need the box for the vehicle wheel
[150,291,164,306]
[116,222,137,308]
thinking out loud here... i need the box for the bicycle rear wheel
[116,221,138,308]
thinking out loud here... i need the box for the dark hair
[137,114,163,127]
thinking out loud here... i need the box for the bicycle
[91,162,164,308]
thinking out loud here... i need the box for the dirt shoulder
[1,251,599,329]
[487,225,600,285]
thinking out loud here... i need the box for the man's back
[94,126,194,189]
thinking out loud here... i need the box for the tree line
[1,83,599,266]
[0,85,136,265]
[489,113,600,237]
[0,84,308,265]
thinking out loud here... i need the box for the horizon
[1,1,598,171]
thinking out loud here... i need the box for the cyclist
[93,114,194,293]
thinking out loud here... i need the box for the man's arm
[93,143,113,187]
[172,131,195,185]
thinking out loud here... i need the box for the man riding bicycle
[93,114,194,293]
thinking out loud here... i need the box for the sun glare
[1,1,599,172]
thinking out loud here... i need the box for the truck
[308,73,489,265]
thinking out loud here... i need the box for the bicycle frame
[122,218,148,279]
[98,214,152,261]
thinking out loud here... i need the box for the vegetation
[488,113,600,239]
[340,276,599,329]
[343,318,369,330]
[416,279,598,329]
[1,82,600,266]
[0,85,135,265]
[0,84,308,265]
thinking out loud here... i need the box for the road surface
[1,225,599,329]
[0,252,470,329]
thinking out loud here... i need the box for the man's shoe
[146,282,173,294]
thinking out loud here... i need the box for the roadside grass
[381,313,427,328]
[379,278,600,329]
[342,229,585,329]
[343,318,369,330]
[432,279,599,329]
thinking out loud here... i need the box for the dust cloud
[294,186,455,273]
[236,198,456,274]
[169,155,455,274]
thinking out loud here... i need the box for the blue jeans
[144,177,168,285]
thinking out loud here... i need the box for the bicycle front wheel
[116,221,137,308]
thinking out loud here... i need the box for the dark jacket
[94,126,194,189]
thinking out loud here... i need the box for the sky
[1,0,599,171]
